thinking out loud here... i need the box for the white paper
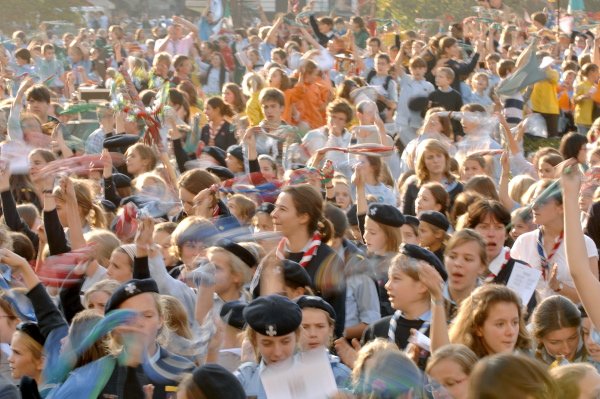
[261,350,337,399]
[506,263,542,305]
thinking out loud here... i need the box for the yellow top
[575,80,594,126]
[531,69,559,115]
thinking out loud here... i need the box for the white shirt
[510,229,598,300]
[154,34,195,56]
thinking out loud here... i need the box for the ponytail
[317,216,333,243]
[88,203,107,229]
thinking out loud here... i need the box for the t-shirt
[510,229,598,300]
[575,80,595,126]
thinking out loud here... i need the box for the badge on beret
[370,206,377,216]
[266,325,277,337]
[124,283,137,295]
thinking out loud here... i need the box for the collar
[488,246,510,276]
[398,308,432,322]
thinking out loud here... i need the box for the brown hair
[415,139,455,185]
[206,96,235,118]
[426,343,478,375]
[223,83,246,113]
[445,229,488,271]
[228,194,257,224]
[469,353,558,399]
[281,185,332,242]
[449,284,531,358]
[259,87,285,107]
[125,143,158,172]
[178,169,219,195]
[159,295,192,339]
[327,99,354,125]
[420,182,450,215]
[69,309,110,368]
[464,175,499,201]
[53,178,107,228]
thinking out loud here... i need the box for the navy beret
[105,279,159,313]
[103,134,139,153]
[418,210,449,232]
[112,172,132,188]
[252,259,312,299]
[400,244,447,281]
[207,165,234,181]
[367,203,405,227]
[295,295,336,320]
[404,215,420,227]
[408,96,430,113]
[216,239,257,268]
[346,204,359,226]
[16,322,45,346]
[256,202,275,214]
[100,198,117,213]
[202,146,227,167]
[220,300,247,330]
[227,144,244,163]
[192,364,246,399]
[243,295,302,337]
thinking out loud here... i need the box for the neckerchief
[388,309,432,350]
[537,228,563,280]
[485,247,511,282]
[276,231,322,267]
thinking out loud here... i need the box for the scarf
[276,231,322,267]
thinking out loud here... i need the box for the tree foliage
[0,0,88,32]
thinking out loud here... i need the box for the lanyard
[537,228,563,280]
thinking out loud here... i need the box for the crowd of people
[0,0,600,398]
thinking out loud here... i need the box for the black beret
[202,146,227,167]
[251,259,312,299]
[100,198,117,213]
[256,202,275,214]
[216,239,258,268]
[400,244,447,281]
[295,295,336,320]
[404,215,419,227]
[227,144,244,163]
[418,210,449,232]
[191,364,246,399]
[103,134,139,153]
[346,204,359,226]
[220,300,247,330]
[105,279,159,313]
[408,96,430,113]
[367,203,405,227]
[243,295,302,337]
[324,203,348,238]
[207,165,234,181]
[112,172,132,189]
[16,322,45,346]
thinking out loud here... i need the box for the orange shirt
[285,79,331,129]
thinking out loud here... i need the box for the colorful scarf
[276,231,322,267]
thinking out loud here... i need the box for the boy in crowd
[35,44,64,94]
[365,53,397,123]
[85,105,115,154]
[429,67,463,136]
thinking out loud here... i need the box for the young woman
[510,179,598,302]
[531,295,585,365]
[438,229,486,319]
[271,184,346,336]
[105,244,136,283]
[465,199,538,315]
[559,132,588,166]
[332,178,353,212]
[253,202,274,233]
[417,210,449,264]
[125,143,158,178]
[426,344,478,399]
[403,139,463,216]
[202,52,230,96]
[169,216,219,279]
[200,97,236,151]
[227,194,256,227]
[446,284,531,358]
[296,295,351,388]
[234,295,303,399]
[354,155,396,206]
[82,279,120,315]
[207,243,254,308]
[415,182,449,216]
[510,206,536,240]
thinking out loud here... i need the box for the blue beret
[295,295,336,320]
[202,146,227,167]
[418,210,449,232]
[105,279,159,313]
[207,165,234,181]
[227,144,244,163]
[100,199,117,213]
[112,172,132,188]
[243,295,302,337]
[220,300,247,330]
[192,364,245,399]
[400,244,447,281]
[368,203,405,227]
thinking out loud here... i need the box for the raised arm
[418,263,450,352]
[563,160,600,327]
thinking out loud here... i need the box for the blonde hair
[13,330,43,362]
[53,178,107,228]
[133,172,167,196]
[242,72,265,96]
[125,143,158,172]
[84,229,121,266]
[159,295,192,339]
[449,284,531,358]
[351,338,400,387]
[366,216,403,253]
[445,229,487,271]
[83,279,120,309]
[415,139,455,185]
[508,174,536,205]
[170,216,215,259]
[426,344,478,375]
[207,246,252,289]
[389,252,427,282]
[550,363,598,399]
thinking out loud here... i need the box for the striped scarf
[276,232,322,267]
